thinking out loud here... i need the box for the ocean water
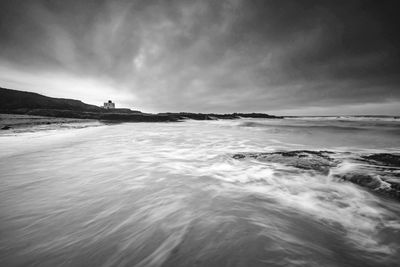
[0,117,400,267]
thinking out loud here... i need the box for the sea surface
[1,116,400,267]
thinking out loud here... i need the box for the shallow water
[0,117,400,266]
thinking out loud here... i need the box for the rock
[1,125,11,130]
[336,173,384,190]
[385,178,400,190]
[232,150,400,201]
[362,153,400,167]
[233,150,337,174]
[232,154,246,159]
[337,174,400,200]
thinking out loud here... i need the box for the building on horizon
[103,100,115,109]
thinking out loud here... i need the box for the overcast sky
[0,0,399,115]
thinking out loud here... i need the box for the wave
[232,150,400,200]
[1,121,400,266]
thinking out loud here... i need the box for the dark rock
[336,173,383,189]
[233,154,246,159]
[233,113,283,119]
[158,112,281,121]
[159,112,238,120]
[1,125,11,130]
[233,150,400,201]
[233,150,337,174]
[98,113,177,122]
[362,153,400,167]
[384,178,400,193]
[335,173,400,200]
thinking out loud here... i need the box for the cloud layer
[0,0,399,114]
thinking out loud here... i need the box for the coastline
[2,114,399,202]
[0,87,282,126]
[0,112,283,131]
[1,112,399,266]
[0,114,104,133]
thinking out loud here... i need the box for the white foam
[1,118,399,264]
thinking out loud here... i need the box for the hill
[0,87,102,112]
[0,87,282,123]
[0,87,175,122]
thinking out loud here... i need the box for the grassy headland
[0,87,282,125]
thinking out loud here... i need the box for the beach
[0,116,399,266]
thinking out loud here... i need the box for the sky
[0,0,399,115]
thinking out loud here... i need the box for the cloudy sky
[0,0,399,115]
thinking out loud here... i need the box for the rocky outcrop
[232,112,284,119]
[233,150,337,174]
[362,153,400,167]
[334,173,398,199]
[158,112,282,120]
[233,150,400,201]
[1,87,282,122]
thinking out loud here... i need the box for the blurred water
[0,117,400,266]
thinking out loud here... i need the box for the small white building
[103,100,115,109]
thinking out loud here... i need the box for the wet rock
[385,178,400,190]
[233,150,337,174]
[233,150,400,201]
[336,173,385,190]
[232,154,246,159]
[336,173,400,200]
[362,153,400,167]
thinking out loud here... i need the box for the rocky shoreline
[0,111,282,131]
[0,87,282,125]
[233,150,400,201]
[0,110,282,125]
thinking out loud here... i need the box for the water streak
[0,117,399,266]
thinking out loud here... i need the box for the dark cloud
[0,0,399,114]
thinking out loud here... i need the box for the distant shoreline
[0,112,283,131]
[285,115,400,118]
[0,87,282,126]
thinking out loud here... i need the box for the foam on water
[0,118,399,266]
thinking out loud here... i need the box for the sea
[0,116,399,267]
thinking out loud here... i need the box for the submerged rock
[362,153,400,167]
[335,173,388,190]
[233,150,337,174]
[335,173,400,200]
[356,153,400,199]
[233,150,400,201]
